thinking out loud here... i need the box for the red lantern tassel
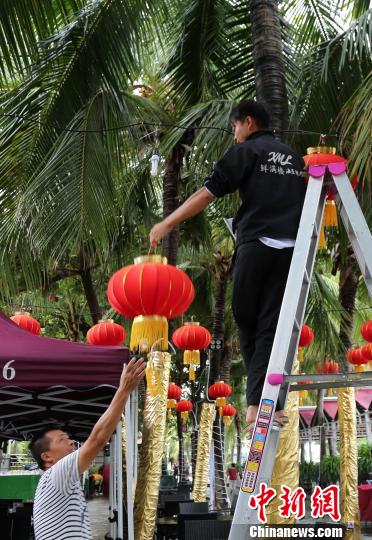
[318,226,327,250]
[323,201,338,228]
[216,397,226,408]
[189,366,196,381]
[130,315,168,352]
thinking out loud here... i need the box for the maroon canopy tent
[0,313,129,440]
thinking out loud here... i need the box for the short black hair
[229,99,270,129]
[29,425,63,470]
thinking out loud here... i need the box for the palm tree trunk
[339,253,359,369]
[209,253,233,510]
[162,147,182,266]
[234,413,242,465]
[79,250,102,324]
[250,0,289,134]
[316,389,327,459]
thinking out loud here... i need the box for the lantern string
[0,111,340,139]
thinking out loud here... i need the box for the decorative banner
[267,358,300,524]
[192,403,216,502]
[338,387,361,540]
[134,351,171,540]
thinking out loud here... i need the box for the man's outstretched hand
[149,220,173,247]
[119,357,146,394]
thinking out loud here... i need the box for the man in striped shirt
[30,357,146,540]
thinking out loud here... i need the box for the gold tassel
[223,416,231,427]
[181,411,189,423]
[327,387,334,397]
[323,200,338,228]
[216,397,226,408]
[318,225,327,250]
[299,389,308,400]
[298,347,304,363]
[184,350,200,365]
[354,364,365,373]
[189,365,196,381]
[130,315,168,352]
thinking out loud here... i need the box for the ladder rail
[228,165,372,539]
[229,174,327,538]
[334,171,372,296]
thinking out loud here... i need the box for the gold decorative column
[338,387,361,540]
[192,403,216,502]
[134,351,171,540]
[267,358,299,524]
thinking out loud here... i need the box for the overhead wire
[0,111,339,139]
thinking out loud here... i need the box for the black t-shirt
[204,131,307,246]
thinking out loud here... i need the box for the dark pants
[232,241,294,407]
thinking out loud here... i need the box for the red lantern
[176,399,193,423]
[298,324,314,362]
[10,312,41,335]
[209,381,232,414]
[299,325,314,348]
[361,343,372,362]
[167,382,182,418]
[221,404,236,426]
[86,320,126,346]
[347,348,366,366]
[361,321,372,342]
[172,322,211,381]
[316,360,339,374]
[303,149,357,249]
[107,255,194,352]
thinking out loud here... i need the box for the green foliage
[358,442,372,484]
[299,461,319,487]
[320,455,340,485]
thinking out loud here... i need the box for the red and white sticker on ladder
[241,399,274,493]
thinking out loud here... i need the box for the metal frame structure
[0,384,140,540]
[229,162,372,539]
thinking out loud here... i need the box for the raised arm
[149,187,215,247]
[78,358,146,474]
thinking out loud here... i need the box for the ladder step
[287,372,372,384]
[288,371,372,391]
[290,379,372,390]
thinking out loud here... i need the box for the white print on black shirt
[260,163,302,176]
[267,152,293,166]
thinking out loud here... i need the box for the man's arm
[149,187,215,247]
[78,358,146,474]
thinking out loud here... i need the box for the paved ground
[88,496,110,540]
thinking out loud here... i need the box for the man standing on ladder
[150,100,307,429]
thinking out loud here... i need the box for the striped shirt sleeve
[50,450,80,496]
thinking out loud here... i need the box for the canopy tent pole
[132,388,139,486]
[113,433,118,540]
[365,411,372,443]
[125,396,134,540]
[116,421,123,540]
[109,438,116,540]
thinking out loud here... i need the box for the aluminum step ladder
[228,160,372,540]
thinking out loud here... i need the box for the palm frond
[161,0,232,107]
[0,0,84,84]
